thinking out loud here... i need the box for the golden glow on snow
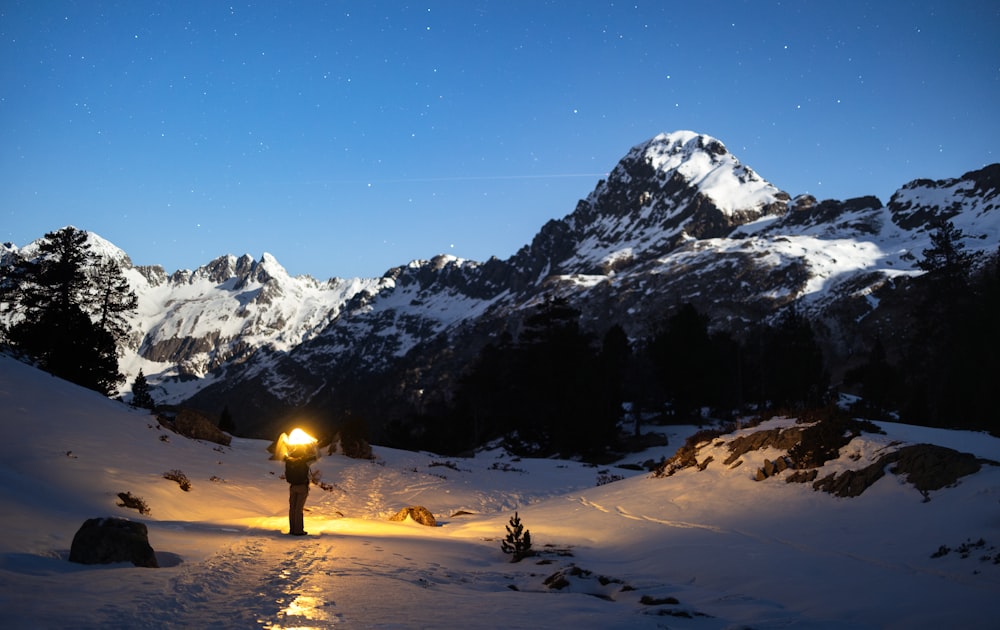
[264,593,331,629]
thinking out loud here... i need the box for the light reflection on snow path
[260,538,341,629]
[99,534,345,628]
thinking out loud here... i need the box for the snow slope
[1,354,999,629]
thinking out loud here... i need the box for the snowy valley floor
[2,354,1000,629]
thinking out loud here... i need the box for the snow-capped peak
[625,131,784,215]
[256,252,289,279]
[83,230,133,265]
[13,226,133,266]
[555,131,789,274]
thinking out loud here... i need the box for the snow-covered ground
[1,353,998,629]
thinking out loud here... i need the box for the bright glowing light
[286,428,317,446]
[273,428,320,462]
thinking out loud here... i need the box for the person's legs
[288,484,309,534]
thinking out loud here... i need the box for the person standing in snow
[284,445,314,536]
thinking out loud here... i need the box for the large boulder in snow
[68,517,158,568]
[160,408,231,446]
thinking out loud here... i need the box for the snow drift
[1,353,999,628]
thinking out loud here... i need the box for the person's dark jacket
[285,457,311,485]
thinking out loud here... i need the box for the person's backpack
[285,458,310,485]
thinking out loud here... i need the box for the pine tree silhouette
[500,511,532,562]
[7,227,133,396]
[130,369,155,410]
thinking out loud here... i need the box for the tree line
[847,220,1000,433]
[1,226,137,397]
[391,294,830,458]
[392,220,1000,457]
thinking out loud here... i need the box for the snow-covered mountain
[123,254,388,404]
[547,130,790,275]
[4,131,999,438]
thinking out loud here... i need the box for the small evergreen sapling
[130,369,155,410]
[501,511,533,562]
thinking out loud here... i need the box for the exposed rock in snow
[69,517,158,568]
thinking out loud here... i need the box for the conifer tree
[130,369,156,410]
[516,298,617,455]
[6,227,134,396]
[500,511,533,562]
[452,298,619,457]
[648,303,715,419]
[14,226,91,320]
[752,306,829,408]
[91,257,138,347]
[918,219,975,282]
[899,221,983,426]
[845,337,901,417]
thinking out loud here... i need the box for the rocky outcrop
[655,412,992,499]
[888,163,1000,231]
[754,456,792,481]
[812,443,989,499]
[388,506,437,526]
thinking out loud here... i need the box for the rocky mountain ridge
[4,131,999,439]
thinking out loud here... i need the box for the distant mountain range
[5,131,999,439]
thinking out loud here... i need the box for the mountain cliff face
[5,132,999,438]
[128,253,387,380]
